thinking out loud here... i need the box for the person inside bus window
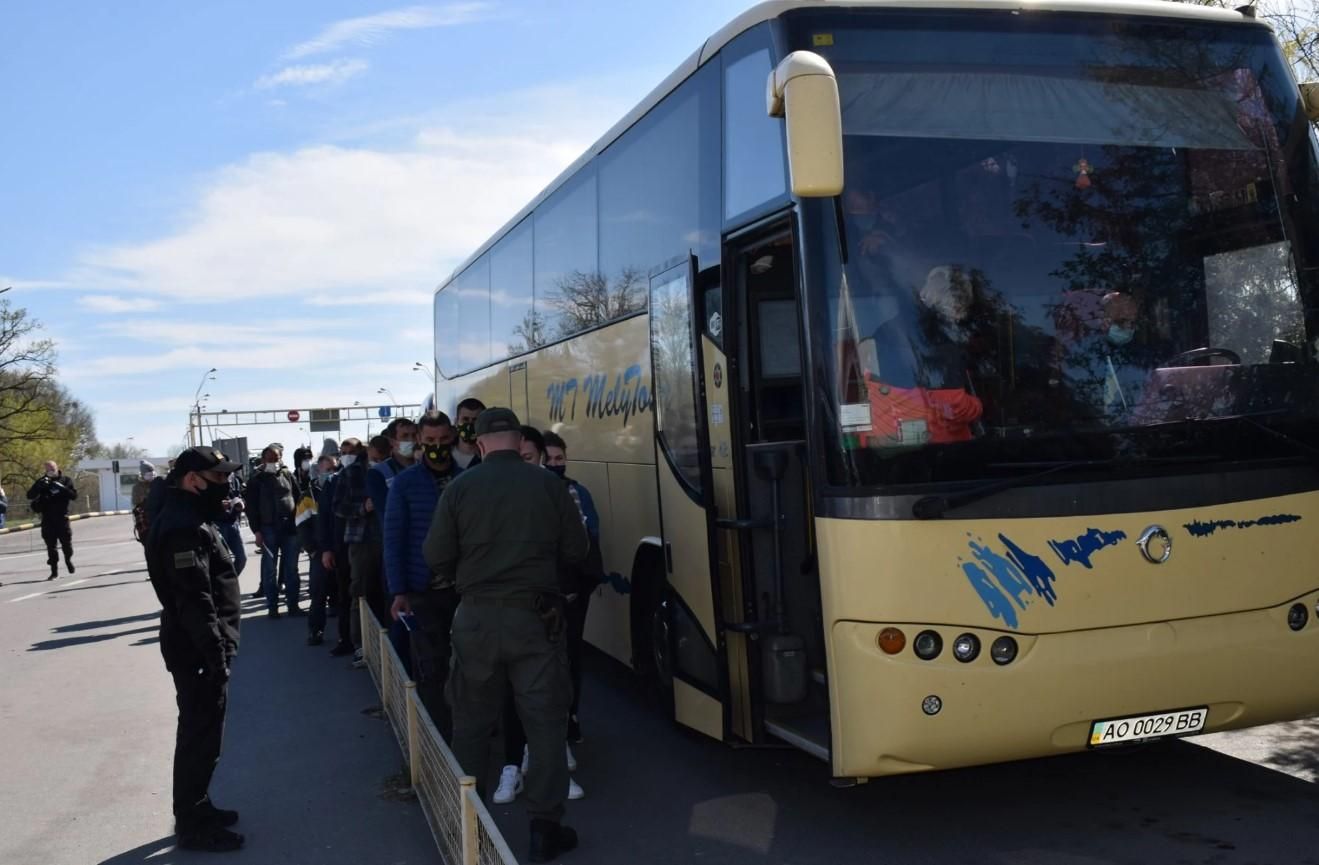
[858,265,984,447]
[1054,289,1155,422]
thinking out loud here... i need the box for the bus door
[718,221,828,760]
[648,257,725,741]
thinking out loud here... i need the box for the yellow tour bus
[431,0,1319,781]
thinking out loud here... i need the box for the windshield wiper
[911,455,1220,520]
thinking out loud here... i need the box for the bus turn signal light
[878,628,906,654]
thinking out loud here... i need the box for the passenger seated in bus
[856,265,984,447]
[1052,290,1156,422]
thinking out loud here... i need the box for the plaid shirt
[333,461,371,545]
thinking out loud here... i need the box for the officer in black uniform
[27,461,78,580]
[146,447,245,853]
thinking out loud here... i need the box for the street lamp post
[377,387,398,406]
[412,362,436,384]
[190,368,217,446]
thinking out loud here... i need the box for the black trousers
[42,518,73,569]
[335,542,353,646]
[171,668,229,825]
[566,591,591,719]
[409,588,458,741]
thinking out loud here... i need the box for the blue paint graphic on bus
[1047,528,1128,569]
[959,532,1060,629]
[547,364,652,425]
[1184,513,1302,537]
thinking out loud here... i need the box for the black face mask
[200,479,229,519]
[424,445,452,467]
[546,465,567,479]
[457,422,477,444]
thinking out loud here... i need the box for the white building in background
[74,457,172,512]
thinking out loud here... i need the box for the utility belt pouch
[534,593,566,643]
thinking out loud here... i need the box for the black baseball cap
[474,407,521,436]
[174,447,242,475]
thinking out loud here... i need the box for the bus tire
[631,550,675,719]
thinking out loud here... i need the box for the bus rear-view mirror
[1302,82,1319,122]
[766,50,844,198]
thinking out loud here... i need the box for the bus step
[764,716,830,762]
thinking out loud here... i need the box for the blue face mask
[1108,325,1135,346]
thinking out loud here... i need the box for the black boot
[196,797,240,828]
[48,564,57,581]
[64,556,75,574]
[529,819,578,863]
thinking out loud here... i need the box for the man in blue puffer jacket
[383,412,462,738]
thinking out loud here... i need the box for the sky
[0,0,751,457]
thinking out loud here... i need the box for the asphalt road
[5,516,1318,865]
[0,514,435,865]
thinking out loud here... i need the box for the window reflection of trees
[510,269,647,354]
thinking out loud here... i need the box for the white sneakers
[496,745,582,803]
[493,765,523,804]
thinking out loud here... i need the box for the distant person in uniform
[132,461,156,509]
[425,408,588,863]
[144,447,245,853]
[28,460,78,580]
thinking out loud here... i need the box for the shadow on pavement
[53,611,160,633]
[485,648,1319,865]
[29,625,160,652]
[47,579,147,595]
[95,835,177,865]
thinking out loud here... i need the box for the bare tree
[543,268,647,339]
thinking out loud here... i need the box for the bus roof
[437,0,1260,293]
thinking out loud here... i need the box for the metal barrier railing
[362,605,519,865]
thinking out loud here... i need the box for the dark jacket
[146,486,242,677]
[333,460,372,544]
[562,476,605,595]
[384,461,460,596]
[215,472,244,526]
[317,471,341,553]
[423,450,589,599]
[27,474,77,521]
[243,465,299,531]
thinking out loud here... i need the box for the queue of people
[139,402,601,861]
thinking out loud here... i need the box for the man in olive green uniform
[424,408,589,863]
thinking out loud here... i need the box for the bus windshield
[792,12,1319,489]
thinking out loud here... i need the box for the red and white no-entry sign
[287,410,300,422]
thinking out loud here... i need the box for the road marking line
[7,578,90,602]
[0,540,139,562]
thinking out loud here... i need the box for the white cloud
[286,3,488,59]
[255,58,369,90]
[78,294,161,313]
[73,81,625,303]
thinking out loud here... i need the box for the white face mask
[397,442,416,458]
[143,472,155,482]
[45,469,57,478]
[264,462,280,474]
[300,460,312,472]
[340,454,358,467]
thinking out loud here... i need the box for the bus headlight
[1288,603,1308,631]
[952,633,981,662]
[990,636,1018,666]
[913,630,942,660]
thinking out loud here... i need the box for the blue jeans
[308,551,329,635]
[260,524,300,612]
[216,521,246,577]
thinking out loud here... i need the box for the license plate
[1088,707,1207,747]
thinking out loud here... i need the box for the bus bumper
[829,592,1319,777]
